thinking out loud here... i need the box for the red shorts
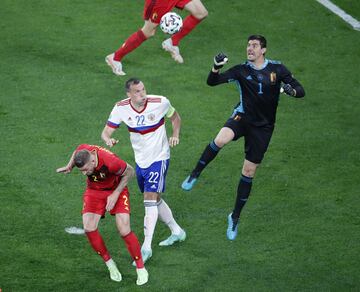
[143,0,191,23]
[82,188,130,216]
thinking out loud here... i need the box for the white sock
[105,258,115,268]
[142,200,158,251]
[157,199,182,235]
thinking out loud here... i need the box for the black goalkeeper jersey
[207,59,305,126]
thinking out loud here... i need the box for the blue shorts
[136,160,170,193]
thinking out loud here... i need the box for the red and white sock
[171,15,202,46]
[85,229,111,262]
[114,30,147,61]
[122,231,144,269]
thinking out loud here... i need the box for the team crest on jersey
[147,113,155,121]
[234,114,241,121]
[270,72,277,84]
[152,12,158,21]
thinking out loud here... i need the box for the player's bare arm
[56,150,76,174]
[169,111,181,147]
[106,163,135,211]
[101,125,119,148]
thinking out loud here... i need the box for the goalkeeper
[181,35,305,241]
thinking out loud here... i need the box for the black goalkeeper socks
[232,175,253,219]
[191,141,221,178]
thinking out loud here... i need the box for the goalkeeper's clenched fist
[213,52,228,70]
[282,84,297,96]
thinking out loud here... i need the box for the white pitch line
[316,0,360,31]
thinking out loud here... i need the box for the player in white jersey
[101,78,186,264]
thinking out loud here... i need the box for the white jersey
[107,95,173,168]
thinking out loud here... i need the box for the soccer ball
[160,12,183,35]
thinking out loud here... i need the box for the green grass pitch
[1,0,359,291]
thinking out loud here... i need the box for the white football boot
[162,39,184,64]
[136,267,149,286]
[159,229,186,246]
[106,259,122,282]
[105,53,126,76]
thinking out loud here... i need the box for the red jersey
[144,0,191,23]
[76,144,127,191]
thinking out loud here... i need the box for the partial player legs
[132,200,159,266]
[181,140,221,191]
[159,229,187,246]
[114,29,148,62]
[162,38,184,63]
[142,200,158,252]
[122,232,144,268]
[106,26,151,76]
[136,267,149,286]
[181,141,221,191]
[174,0,208,45]
[157,199,186,246]
[232,174,253,219]
[105,259,123,282]
[131,198,157,266]
[226,213,239,241]
[183,0,208,20]
[162,15,204,64]
[122,231,149,285]
[106,29,147,76]
[105,53,126,76]
[227,160,257,240]
[85,229,111,261]
[83,211,123,281]
[182,127,234,191]
[162,0,207,63]
[116,213,145,269]
[227,175,252,241]
[83,213,111,260]
[171,15,202,46]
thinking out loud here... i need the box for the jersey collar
[130,98,148,114]
[247,58,269,70]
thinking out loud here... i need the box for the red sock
[114,30,147,61]
[122,232,144,268]
[172,15,202,46]
[86,230,111,262]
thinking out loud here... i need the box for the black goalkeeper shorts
[223,114,274,164]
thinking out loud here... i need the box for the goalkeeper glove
[213,52,228,70]
[282,84,296,96]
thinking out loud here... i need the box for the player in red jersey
[56,144,148,286]
[105,0,208,76]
